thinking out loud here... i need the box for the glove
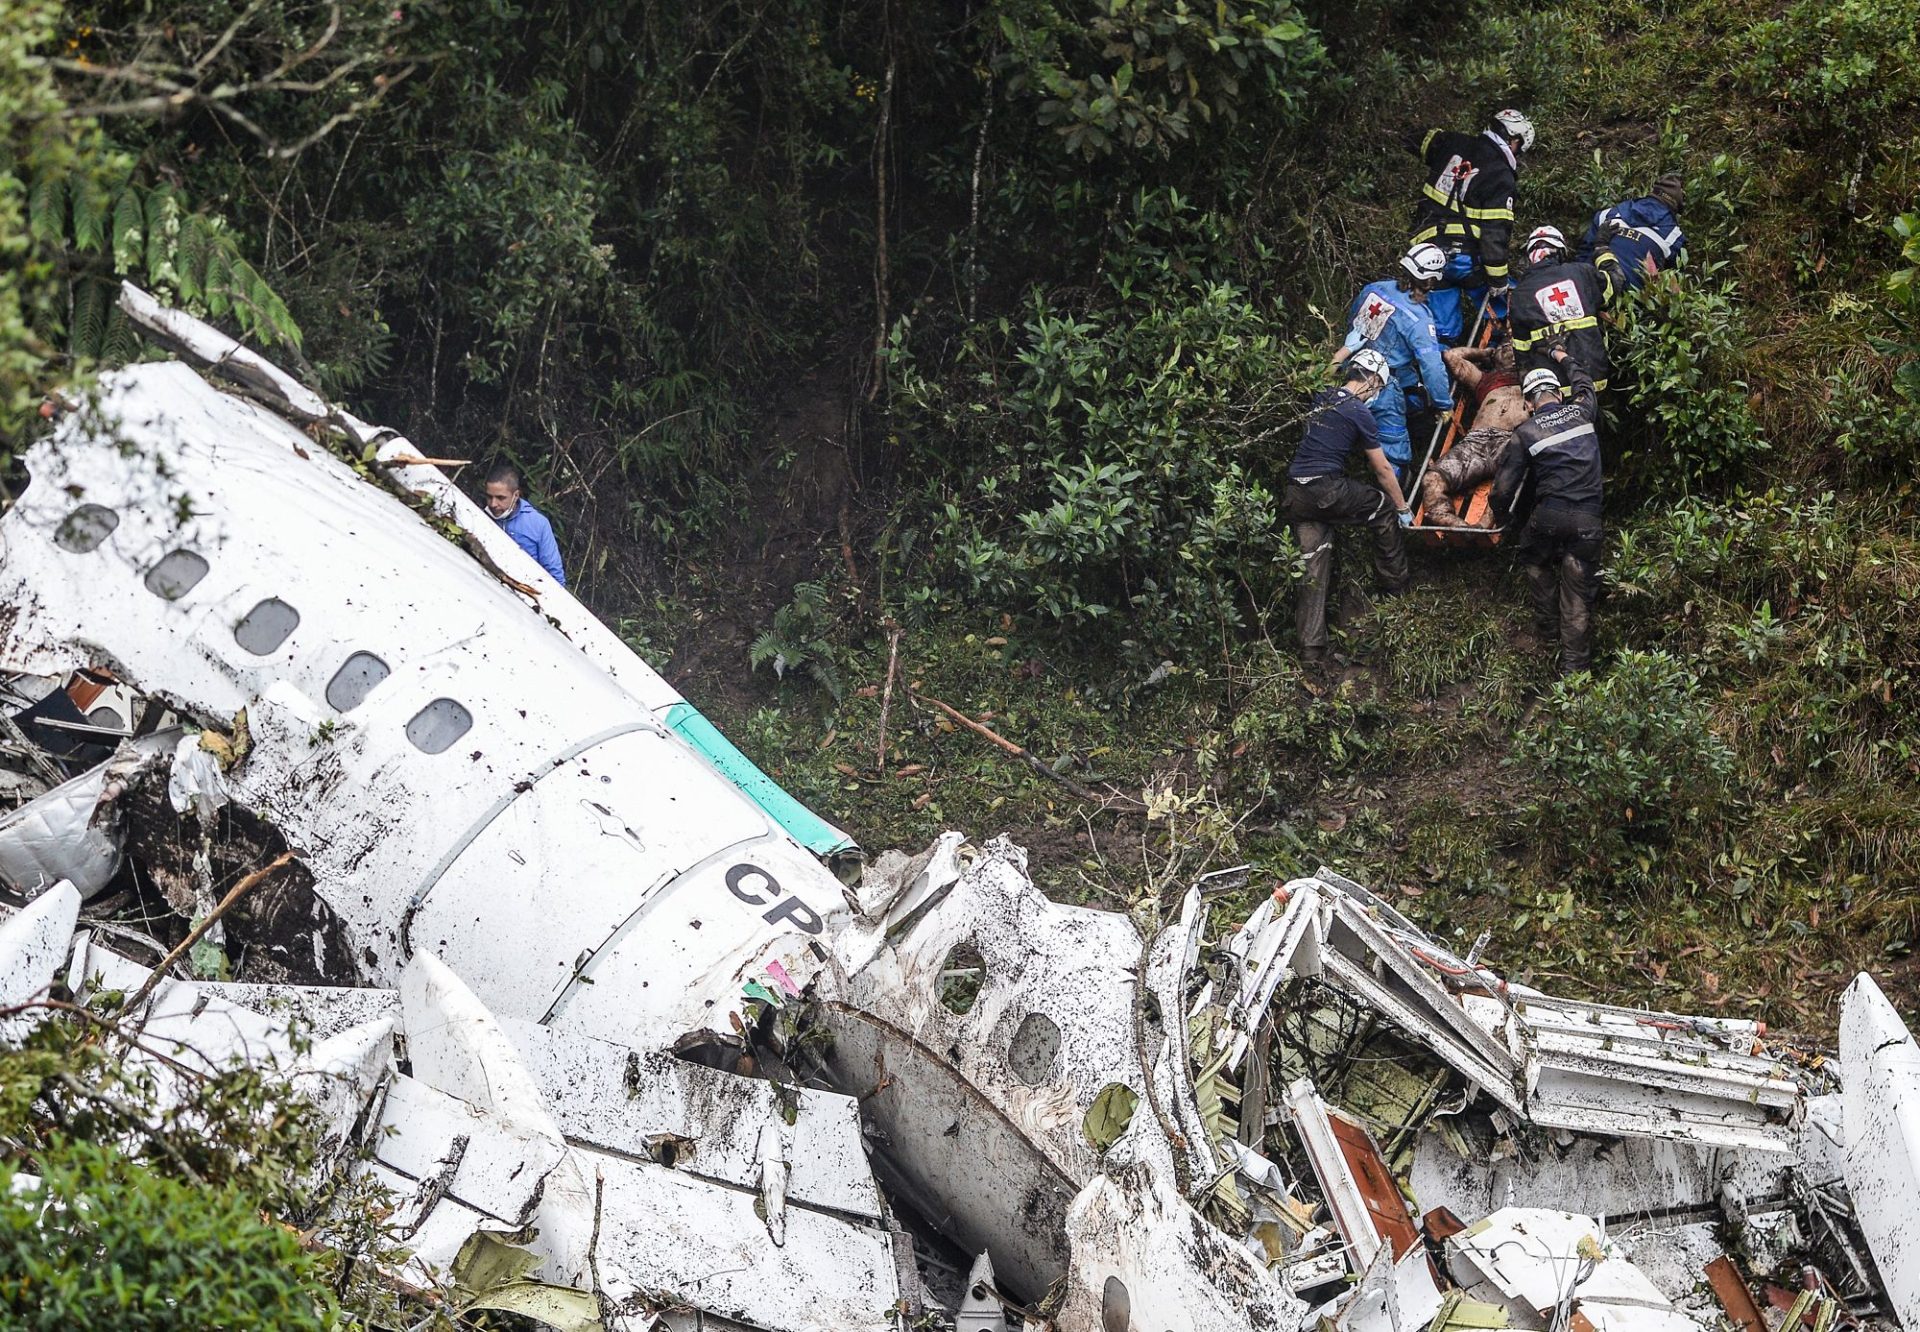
[1397,508,1413,528]
[1601,217,1635,242]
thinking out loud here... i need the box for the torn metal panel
[1327,1243,1446,1332]
[1286,1076,1386,1271]
[1054,1150,1307,1332]
[1704,1256,1767,1332]
[1446,1209,1709,1332]
[1143,884,1233,1187]
[192,981,401,1042]
[1513,993,1804,1154]
[498,1015,883,1223]
[1327,1109,1422,1262]
[1315,894,1523,1113]
[1840,973,1920,1332]
[1225,885,1323,1072]
[0,732,173,898]
[1407,1119,1795,1225]
[583,1152,901,1332]
[369,956,903,1329]
[0,881,80,1039]
[116,283,329,420]
[821,836,1145,1300]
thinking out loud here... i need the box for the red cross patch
[1355,293,1394,341]
[1436,154,1479,197]
[1534,279,1586,322]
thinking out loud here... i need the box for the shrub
[889,188,1319,657]
[1611,268,1769,495]
[993,0,1326,159]
[1738,0,1920,147]
[0,1138,338,1330]
[1512,650,1734,853]
[750,581,844,702]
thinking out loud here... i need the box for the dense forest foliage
[4,8,1920,1309]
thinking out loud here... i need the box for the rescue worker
[1577,173,1686,290]
[1490,348,1603,676]
[1420,343,1526,529]
[1334,243,1455,479]
[1286,349,1412,668]
[483,463,568,587]
[1410,109,1535,343]
[1510,225,1625,390]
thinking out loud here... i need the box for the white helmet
[1399,242,1446,285]
[1525,224,1568,264]
[1492,108,1536,152]
[1349,348,1391,384]
[1522,367,1562,398]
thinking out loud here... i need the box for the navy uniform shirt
[1289,387,1381,480]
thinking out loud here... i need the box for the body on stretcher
[1406,307,1507,543]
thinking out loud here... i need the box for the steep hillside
[665,0,1920,1032]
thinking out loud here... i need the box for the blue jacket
[1342,280,1454,411]
[493,499,567,587]
[1576,196,1685,289]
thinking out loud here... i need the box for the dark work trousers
[1515,503,1604,675]
[1287,475,1410,654]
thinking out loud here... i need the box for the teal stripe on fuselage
[664,702,859,862]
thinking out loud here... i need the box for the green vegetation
[0,1138,336,1330]
[0,998,416,1328]
[4,0,1920,1308]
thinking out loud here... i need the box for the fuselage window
[55,504,119,552]
[326,652,391,712]
[144,550,209,601]
[234,598,301,655]
[405,698,472,754]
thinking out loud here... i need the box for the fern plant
[748,582,844,702]
[25,173,302,363]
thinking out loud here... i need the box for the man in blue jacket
[1577,173,1686,290]
[1336,243,1456,479]
[484,464,567,587]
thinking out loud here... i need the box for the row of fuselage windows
[55,502,474,755]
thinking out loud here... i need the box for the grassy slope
[618,0,1920,1036]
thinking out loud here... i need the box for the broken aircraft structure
[2,288,1918,1331]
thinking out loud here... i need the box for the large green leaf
[449,1231,603,1332]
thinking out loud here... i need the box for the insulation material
[0,732,176,899]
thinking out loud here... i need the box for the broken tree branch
[911,690,1146,813]
[124,850,299,1010]
[875,622,902,772]
[383,454,472,468]
[455,529,541,599]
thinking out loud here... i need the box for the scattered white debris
[0,880,80,1040]
[1842,973,1920,1332]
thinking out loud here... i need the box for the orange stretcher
[1406,296,1505,544]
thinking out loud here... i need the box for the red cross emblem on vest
[1533,279,1586,322]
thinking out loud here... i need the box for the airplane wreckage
[2,287,1918,1332]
